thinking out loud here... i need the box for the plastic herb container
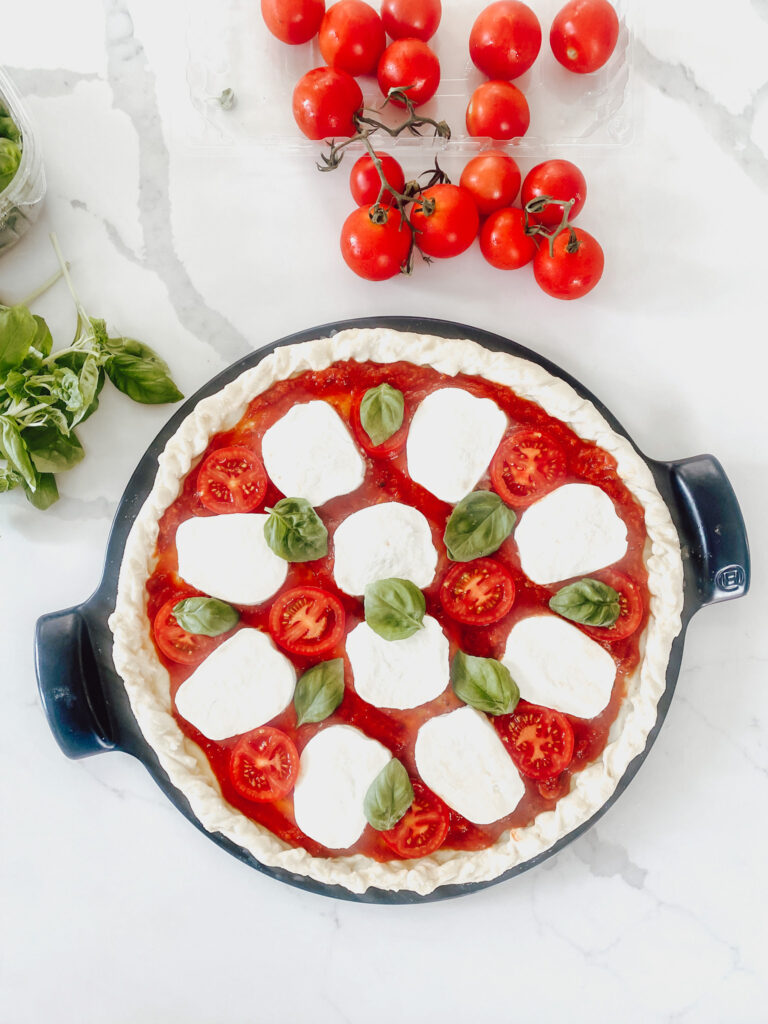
[0,67,46,257]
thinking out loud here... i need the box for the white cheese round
[415,707,525,824]
[502,614,616,719]
[176,513,287,605]
[514,482,628,585]
[292,725,392,849]
[332,501,438,595]
[346,616,449,710]
[174,629,296,741]
[261,400,365,507]
[406,388,507,503]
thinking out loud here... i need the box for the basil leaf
[172,596,240,636]
[0,304,38,378]
[444,491,516,562]
[104,337,183,404]
[364,578,426,641]
[22,425,84,473]
[0,116,21,145]
[23,472,58,509]
[0,415,36,490]
[264,497,328,562]
[359,383,404,447]
[0,466,22,492]
[549,578,621,627]
[364,759,414,831]
[0,138,21,193]
[70,355,100,426]
[451,650,519,716]
[294,658,345,726]
[32,315,53,358]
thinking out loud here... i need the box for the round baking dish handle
[667,454,750,608]
[35,605,116,759]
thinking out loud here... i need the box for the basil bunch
[451,651,519,716]
[264,497,328,562]
[359,382,404,447]
[0,237,182,508]
[363,758,414,831]
[172,597,239,636]
[0,104,21,193]
[364,578,426,641]
[444,491,516,561]
[549,578,621,627]
[294,659,345,725]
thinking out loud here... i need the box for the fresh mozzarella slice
[174,629,295,741]
[332,501,438,595]
[406,388,507,503]
[292,725,392,849]
[515,482,628,585]
[415,707,524,824]
[261,400,365,507]
[346,616,449,710]
[176,513,287,605]
[502,614,616,718]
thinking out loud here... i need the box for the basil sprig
[294,659,345,726]
[264,497,328,562]
[359,382,404,447]
[364,578,426,641]
[363,758,414,831]
[549,578,621,627]
[443,491,516,562]
[451,650,520,716]
[172,597,239,636]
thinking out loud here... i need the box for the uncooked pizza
[109,329,683,895]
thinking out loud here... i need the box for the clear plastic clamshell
[0,66,46,257]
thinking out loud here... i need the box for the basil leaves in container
[0,69,45,256]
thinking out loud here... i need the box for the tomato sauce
[146,360,649,862]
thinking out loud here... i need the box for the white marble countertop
[1,1,766,1021]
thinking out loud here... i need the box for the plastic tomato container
[184,0,634,155]
[0,67,46,256]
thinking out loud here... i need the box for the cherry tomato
[154,597,223,665]
[466,81,530,140]
[521,159,586,228]
[579,569,644,642]
[380,0,441,41]
[440,558,515,626]
[292,66,363,140]
[350,391,409,456]
[349,151,406,206]
[377,39,440,107]
[261,0,326,44]
[533,226,604,299]
[537,772,570,801]
[459,150,521,217]
[572,444,618,483]
[340,205,411,280]
[495,701,575,779]
[409,184,479,258]
[479,207,536,270]
[490,428,567,507]
[269,586,346,657]
[469,1,542,80]
[319,0,386,76]
[380,781,449,857]
[230,728,300,803]
[550,0,619,74]
[197,445,267,514]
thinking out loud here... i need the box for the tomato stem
[523,196,577,257]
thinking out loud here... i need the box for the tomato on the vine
[550,0,619,74]
[409,184,479,258]
[292,66,363,139]
[466,81,530,140]
[440,558,515,626]
[533,226,604,299]
[349,151,406,206]
[458,150,521,217]
[318,0,386,76]
[377,38,440,107]
[269,586,346,657]
[490,427,567,506]
[479,207,536,270]
[340,205,411,280]
[379,781,449,857]
[197,445,268,514]
[230,728,300,803]
[521,159,586,227]
[469,1,542,80]
[495,701,575,780]
[380,0,441,41]
[261,0,326,44]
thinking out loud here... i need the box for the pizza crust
[108,328,684,896]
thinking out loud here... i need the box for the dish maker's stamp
[715,565,746,592]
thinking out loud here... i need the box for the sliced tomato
[572,443,618,482]
[490,428,567,507]
[349,391,408,457]
[230,727,300,803]
[496,701,575,779]
[269,586,346,657]
[197,445,267,514]
[380,781,449,858]
[537,772,570,801]
[153,596,221,665]
[580,568,643,642]
[440,558,515,626]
